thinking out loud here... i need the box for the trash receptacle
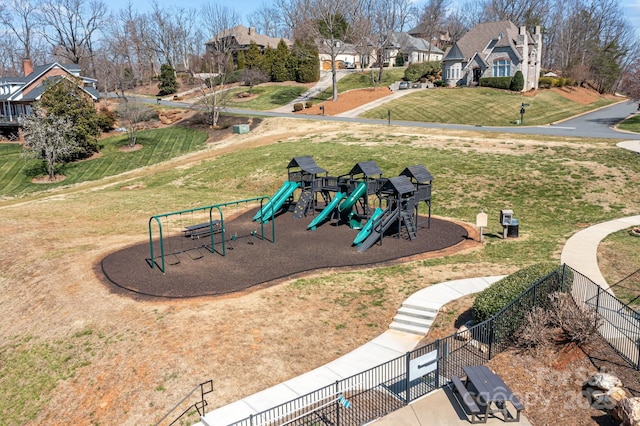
[507,218,519,238]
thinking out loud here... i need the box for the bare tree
[39,0,107,76]
[116,100,148,147]
[198,3,240,127]
[0,0,41,61]
[294,0,363,101]
[248,2,289,39]
[366,0,412,83]
[416,0,450,60]
[21,105,77,180]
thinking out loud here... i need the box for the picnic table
[450,365,524,424]
[182,220,222,239]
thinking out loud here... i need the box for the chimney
[23,58,33,76]
[248,27,255,36]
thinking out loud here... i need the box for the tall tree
[366,0,413,83]
[0,0,41,61]
[39,77,101,160]
[199,3,240,127]
[294,0,363,101]
[39,0,107,76]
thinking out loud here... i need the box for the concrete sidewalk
[198,276,504,426]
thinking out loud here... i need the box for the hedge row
[472,262,559,323]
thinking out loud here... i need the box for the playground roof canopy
[381,175,416,196]
[400,165,434,183]
[287,156,327,175]
[348,161,383,178]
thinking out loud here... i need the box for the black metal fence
[212,265,639,426]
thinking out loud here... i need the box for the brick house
[0,59,100,130]
[442,21,542,91]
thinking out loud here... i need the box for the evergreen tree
[262,46,275,81]
[271,40,291,82]
[244,42,263,71]
[158,63,179,96]
[39,77,101,160]
[291,40,320,83]
[510,70,525,91]
[236,50,245,70]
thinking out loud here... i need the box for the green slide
[338,181,367,213]
[256,181,300,223]
[307,192,346,230]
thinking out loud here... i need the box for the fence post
[596,286,601,315]
[335,380,340,426]
[561,264,567,291]
[405,351,411,404]
[488,320,494,360]
[435,339,441,389]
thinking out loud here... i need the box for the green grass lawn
[2,121,639,424]
[598,228,640,309]
[0,127,208,198]
[313,68,407,101]
[617,113,640,133]
[361,87,618,126]
[226,85,308,110]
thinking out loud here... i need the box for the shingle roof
[381,176,416,196]
[208,25,291,49]
[443,20,522,63]
[388,32,444,54]
[348,161,382,178]
[400,165,434,183]
[287,156,327,175]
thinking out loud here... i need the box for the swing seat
[182,220,222,239]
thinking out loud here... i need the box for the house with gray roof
[205,25,291,57]
[386,32,444,66]
[442,21,542,91]
[0,59,99,129]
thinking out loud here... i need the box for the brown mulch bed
[100,207,471,299]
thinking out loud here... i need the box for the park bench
[450,375,482,423]
[182,220,222,239]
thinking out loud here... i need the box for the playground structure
[256,156,434,253]
[148,197,275,273]
[147,157,434,272]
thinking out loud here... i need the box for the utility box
[232,124,250,134]
[500,209,513,226]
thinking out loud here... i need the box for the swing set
[148,196,275,273]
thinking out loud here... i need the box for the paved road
[128,89,640,140]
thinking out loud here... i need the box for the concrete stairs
[389,301,439,335]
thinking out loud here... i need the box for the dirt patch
[31,174,67,184]
[550,86,616,105]
[297,87,394,116]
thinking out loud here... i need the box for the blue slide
[307,192,346,230]
[352,207,384,246]
[254,181,299,223]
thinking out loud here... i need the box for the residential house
[408,25,452,50]
[205,25,292,58]
[441,21,542,91]
[318,42,363,70]
[386,32,444,66]
[0,59,100,130]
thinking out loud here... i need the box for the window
[493,59,511,77]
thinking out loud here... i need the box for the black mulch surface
[100,206,470,299]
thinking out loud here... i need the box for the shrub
[514,292,601,353]
[404,61,441,82]
[473,263,558,323]
[96,107,117,131]
[293,102,304,112]
[479,76,512,89]
[510,70,524,91]
[305,100,313,109]
[538,76,553,89]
